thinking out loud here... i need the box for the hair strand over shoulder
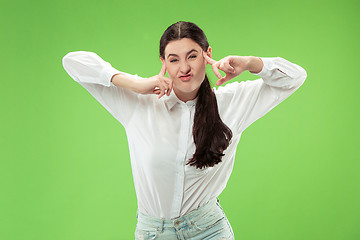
[159,21,233,169]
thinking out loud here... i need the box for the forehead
[165,38,201,56]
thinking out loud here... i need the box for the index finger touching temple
[205,51,217,65]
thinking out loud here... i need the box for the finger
[216,74,232,86]
[224,61,235,73]
[157,83,164,99]
[216,78,226,86]
[164,78,173,96]
[159,62,167,76]
[212,63,222,79]
[158,82,167,99]
[153,88,161,94]
[162,78,171,96]
[168,78,173,95]
[202,50,217,65]
[218,62,225,72]
[203,51,217,65]
[158,90,165,99]
[202,50,222,79]
[219,62,232,74]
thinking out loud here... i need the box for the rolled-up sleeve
[216,57,307,133]
[62,51,141,127]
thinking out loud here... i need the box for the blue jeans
[135,198,235,239]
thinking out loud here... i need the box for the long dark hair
[159,21,232,169]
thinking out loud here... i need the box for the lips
[179,74,192,81]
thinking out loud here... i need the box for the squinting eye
[170,55,196,63]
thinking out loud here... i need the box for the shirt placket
[171,102,192,217]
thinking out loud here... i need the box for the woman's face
[161,38,212,102]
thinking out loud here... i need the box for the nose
[179,61,191,75]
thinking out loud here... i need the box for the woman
[62,21,307,240]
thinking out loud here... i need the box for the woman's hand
[135,62,173,99]
[202,50,253,86]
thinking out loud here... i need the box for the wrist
[248,56,264,74]
[111,73,138,92]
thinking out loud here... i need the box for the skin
[160,38,211,102]
[158,38,264,102]
[111,38,264,102]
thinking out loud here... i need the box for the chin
[176,83,197,92]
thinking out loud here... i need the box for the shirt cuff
[101,62,122,87]
[251,57,276,78]
[251,57,306,89]
[101,64,142,88]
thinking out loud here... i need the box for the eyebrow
[167,49,198,59]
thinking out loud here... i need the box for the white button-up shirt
[62,51,307,219]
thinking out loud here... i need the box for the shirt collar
[164,90,199,111]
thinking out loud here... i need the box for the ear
[207,46,212,59]
[160,57,165,64]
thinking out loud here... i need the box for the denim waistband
[136,197,220,229]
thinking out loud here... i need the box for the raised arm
[62,51,141,127]
[213,55,307,133]
[239,56,307,132]
[62,51,137,86]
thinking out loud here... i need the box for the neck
[173,88,199,103]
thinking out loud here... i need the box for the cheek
[194,62,206,77]
[195,59,206,70]
[165,67,175,78]
[168,71,177,80]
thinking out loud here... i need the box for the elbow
[298,67,307,86]
[293,64,307,88]
[62,52,81,82]
[286,67,307,90]
[62,52,74,70]
[62,51,84,66]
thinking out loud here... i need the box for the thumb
[216,75,232,86]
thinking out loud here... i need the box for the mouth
[179,74,192,81]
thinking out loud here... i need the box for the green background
[1,0,359,239]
